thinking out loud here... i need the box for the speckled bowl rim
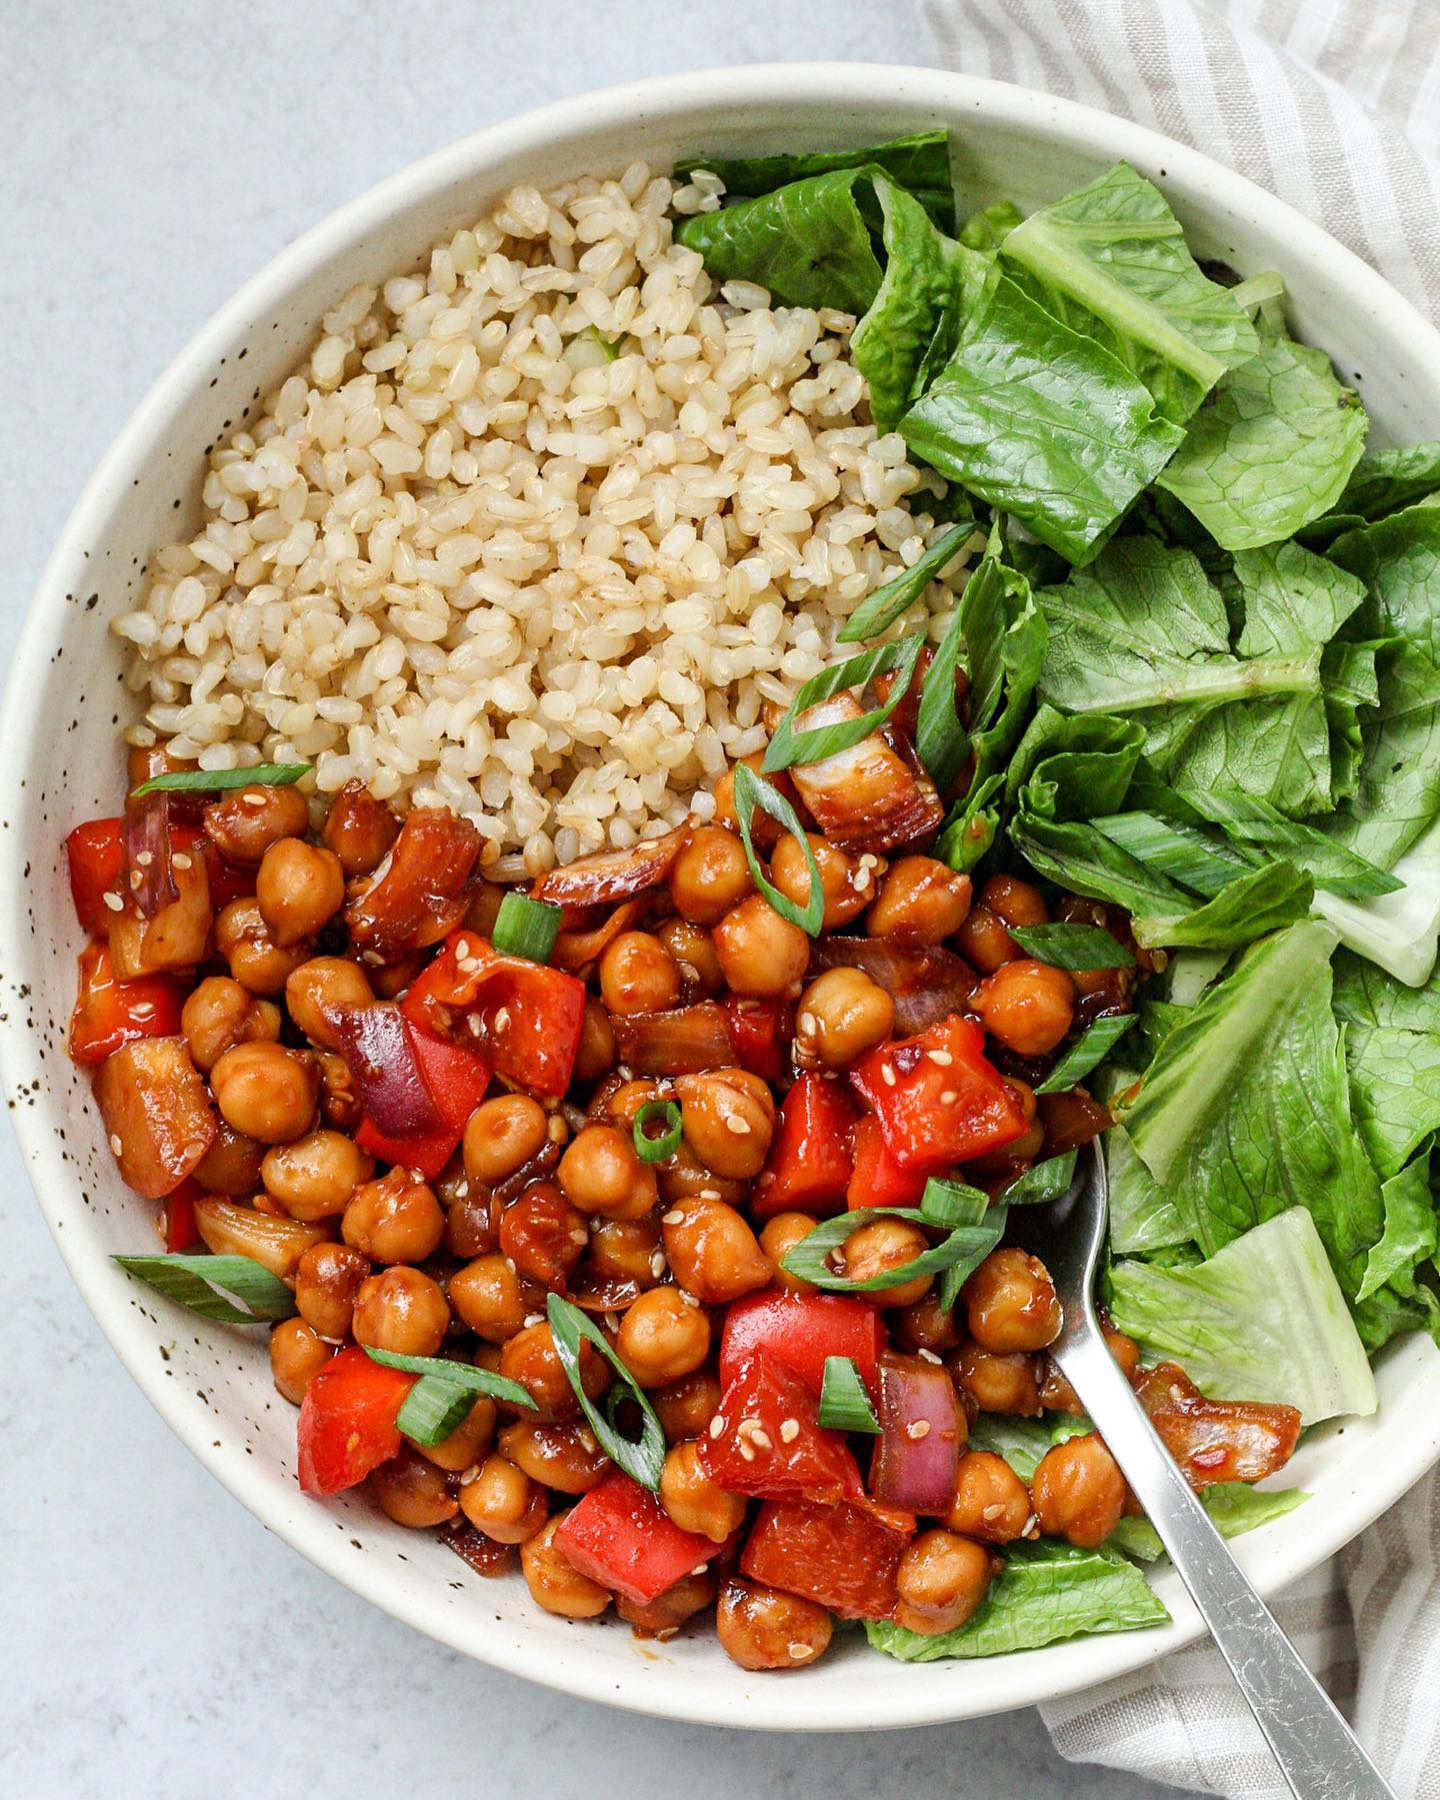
[6,62,1440,1732]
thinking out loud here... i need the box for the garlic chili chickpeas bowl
[7,68,1440,1732]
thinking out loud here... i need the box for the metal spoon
[1010,1142,1393,1800]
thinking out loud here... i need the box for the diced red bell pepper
[847,1113,928,1210]
[740,1498,913,1621]
[724,994,789,1084]
[161,1178,203,1252]
[297,1345,414,1495]
[850,1012,1028,1173]
[68,940,186,1067]
[701,1355,862,1503]
[752,1072,858,1220]
[719,1289,887,1399]
[355,1017,493,1179]
[554,1469,720,1605]
[66,818,126,935]
[404,931,586,1098]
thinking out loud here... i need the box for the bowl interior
[6,64,1440,1731]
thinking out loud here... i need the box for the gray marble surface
[0,4,1170,1793]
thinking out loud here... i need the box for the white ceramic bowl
[6,63,1440,1733]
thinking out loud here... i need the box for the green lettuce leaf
[1155,329,1368,550]
[999,161,1258,424]
[1129,860,1313,950]
[1314,815,1440,986]
[1305,440,1440,540]
[960,199,1023,253]
[675,130,956,229]
[865,1539,1168,1661]
[1105,1103,1193,1255]
[900,276,1184,565]
[1329,502,1440,667]
[1318,642,1440,874]
[1357,1158,1439,1304]
[1109,1208,1378,1423]
[1109,1482,1309,1562]
[1332,952,1440,1180]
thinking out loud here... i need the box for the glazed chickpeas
[499,1419,609,1495]
[182,975,280,1073]
[586,1214,663,1290]
[599,930,681,1015]
[464,1095,549,1186]
[416,1394,497,1473]
[449,1253,531,1343]
[839,1218,933,1308]
[615,1286,711,1387]
[673,1068,776,1179]
[649,1369,723,1441]
[284,956,375,1050]
[617,1570,716,1637]
[946,1450,1035,1544]
[294,1242,370,1340]
[795,967,894,1069]
[341,1167,446,1264]
[656,917,724,996]
[459,1455,548,1544]
[215,896,312,995]
[321,779,400,877]
[499,1183,589,1288]
[351,1266,450,1357]
[951,1343,1043,1416]
[716,1579,832,1672]
[557,1124,658,1221]
[866,857,972,945]
[370,1446,459,1528]
[971,960,1076,1057]
[573,998,617,1082]
[712,895,810,997]
[520,1517,612,1619]
[262,1129,373,1221]
[499,1320,608,1419]
[979,873,1048,932]
[660,1440,747,1542]
[203,782,310,865]
[668,825,753,925]
[963,1248,1063,1353]
[769,833,877,930]
[256,838,345,947]
[269,1318,332,1404]
[894,1530,999,1636]
[661,1196,772,1305]
[954,904,1019,975]
[759,1213,818,1292]
[210,1041,319,1144]
[1031,1433,1128,1547]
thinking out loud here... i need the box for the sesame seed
[129,870,143,890]
[679,1290,700,1308]
[797,1011,818,1037]
[570,1230,589,1246]
[859,854,879,870]
[927,1049,953,1067]
[662,1209,685,1226]
[880,1064,897,1087]
[708,1414,726,1439]
[982,1503,1006,1521]
[905,1420,932,1441]
[578,1429,598,1453]
[604,1312,621,1334]
[493,1006,511,1031]
[108,1134,123,1156]
[466,1014,484,1036]
[690,1566,708,1579]
[241,790,266,807]
[547,1116,567,1142]
[939,1089,957,1104]
[523,1312,543,1328]
[749,1426,773,1451]
[135,851,153,868]
[737,1441,755,1462]
[131,1002,155,1019]
[917,1347,942,1365]
[650,1251,667,1277]
[788,1642,816,1661]
[853,869,871,892]
[697,1188,722,1201]
[454,938,471,959]
[724,1113,751,1135]
[171,852,192,871]
[102,891,124,912]
[779,1418,800,1444]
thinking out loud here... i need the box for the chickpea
[660,1440,746,1543]
[618,1570,716,1637]
[557,1124,657,1221]
[191,1117,267,1196]
[770,833,878,931]
[215,896,311,995]
[892,1289,964,1356]
[759,1213,819,1293]
[255,838,345,948]
[656,1139,749,1208]
[587,1214,663,1290]
[261,1129,373,1221]
[316,1050,362,1130]
[650,1369,722,1441]
[284,956,375,1050]
[662,1197,771,1304]
[950,1342,1043,1416]
[499,1182,589,1288]
[616,1286,711,1387]
[351,1266,450,1356]
[181,975,280,1073]
[499,1419,609,1495]
[667,826,754,925]
[716,1578,832,1672]
[211,1041,319,1144]
[449,1253,530,1342]
[459,1454,549,1543]
[499,1320,608,1420]
[445,1183,499,1259]
[946,1450,1034,1544]
[894,1530,999,1636]
[415,1393,496,1472]
[673,1068,776,1179]
[269,1317,332,1404]
[1031,1433,1128,1547]
[598,930,681,1016]
[965,1078,1045,1178]
[294,1242,369,1340]
[795,967,894,1069]
[712,753,790,846]
[979,873,1048,933]
[656,917,724,997]
[369,955,421,1000]
[712,895,810,998]
[867,857,972,946]
[573,997,617,1082]
[321,779,401,877]
[840,1218,932,1308]
[341,1166,446,1264]
[972,960,1076,1057]
[954,904,1019,975]
[203,782,310,865]
[370,1445,459,1527]
[521,1517,612,1619]
[464,1095,548,1186]
[963,1248,1062,1353]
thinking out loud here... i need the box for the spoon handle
[1057,1328,1394,1800]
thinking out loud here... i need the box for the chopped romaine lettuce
[1313,816,1440,986]
[675,129,956,229]
[1329,502,1440,666]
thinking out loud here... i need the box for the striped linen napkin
[916,3,1440,1794]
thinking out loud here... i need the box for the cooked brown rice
[114,161,973,882]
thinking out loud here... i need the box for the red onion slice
[869,1350,965,1513]
[122,792,178,919]
[810,936,978,1037]
[330,1004,445,1138]
[610,1002,736,1076]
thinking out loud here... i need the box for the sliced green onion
[838,524,972,644]
[731,761,824,936]
[129,762,311,798]
[1035,1016,1138,1096]
[935,774,1002,873]
[1008,921,1136,971]
[995,1149,1079,1205]
[914,601,969,793]
[762,637,924,775]
[363,1347,537,1408]
[547,1293,667,1491]
[818,1355,881,1433]
[780,1203,1007,1297]
[492,892,563,963]
[633,1098,683,1164]
[919,1177,989,1229]
[396,1376,483,1446]
[112,1253,297,1324]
